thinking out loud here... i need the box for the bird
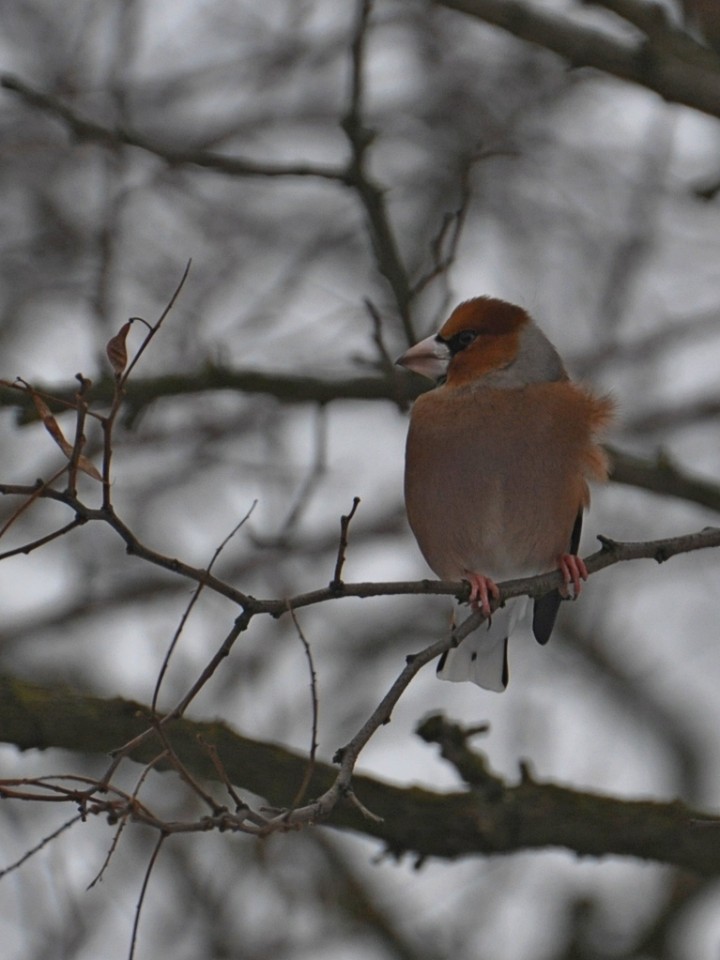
[396,296,612,691]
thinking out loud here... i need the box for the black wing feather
[532,511,583,646]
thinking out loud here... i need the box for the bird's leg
[558,554,588,599]
[464,572,500,618]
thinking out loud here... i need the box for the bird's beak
[396,335,450,381]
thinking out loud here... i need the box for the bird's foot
[464,572,500,618]
[558,554,588,599]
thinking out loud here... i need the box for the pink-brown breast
[404,379,611,582]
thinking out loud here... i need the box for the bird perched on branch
[397,297,612,691]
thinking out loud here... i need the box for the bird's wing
[531,510,583,646]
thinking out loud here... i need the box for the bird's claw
[464,572,500,618]
[558,554,588,599]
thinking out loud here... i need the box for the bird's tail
[436,602,526,691]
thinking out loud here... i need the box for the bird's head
[396,297,567,388]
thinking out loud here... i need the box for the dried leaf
[75,454,103,482]
[25,382,102,482]
[106,319,133,376]
[30,390,69,450]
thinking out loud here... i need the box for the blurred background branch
[3,676,720,874]
[1,0,720,957]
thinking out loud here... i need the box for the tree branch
[341,0,416,342]
[1,481,717,825]
[608,444,720,513]
[1,677,720,872]
[3,370,719,514]
[0,368,417,424]
[433,0,720,119]
[0,75,348,182]
[1,478,718,614]
[272,526,720,618]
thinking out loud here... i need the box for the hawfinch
[397,297,612,691]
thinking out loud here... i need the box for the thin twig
[87,751,168,889]
[102,264,191,508]
[151,721,225,814]
[341,0,416,342]
[410,150,480,300]
[0,814,82,879]
[285,603,319,812]
[127,833,166,960]
[363,298,405,397]
[65,374,94,496]
[87,819,129,890]
[103,612,254,790]
[270,410,328,542]
[151,501,257,712]
[1,75,348,181]
[0,467,67,540]
[330,497,361,590]
[196,736,269,825]
[0,518,86,560]
[167,610,254,719]
[121,263,192,389]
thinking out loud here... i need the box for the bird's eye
[439,329,480,356]
[444,329,478,354]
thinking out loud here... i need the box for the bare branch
[151,501,257,712]
[0,474,717,614]
[433,0,720,119]
[65,374,95,495]
[262,525,720,616]
[0,518,86,560]
[0,75,348,182]
[102,264,192,507]
[4,512,712,840]
[0,368,416,424]
[260,409,328,545]
[623,394,720,434]
[330,496,362,589]
[0,814,83,879]
[609,445,720,513]
[341,0,416,342]
[363,298,403,386]
[119,263,192,391]
[3,680,720,873]
[285,604,320,813]
[128,833,166,960]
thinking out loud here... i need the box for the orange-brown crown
[438,297,529,385]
